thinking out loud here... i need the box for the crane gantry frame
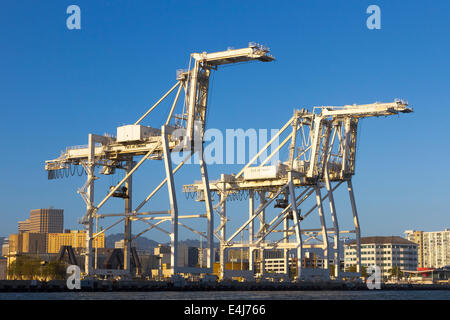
[183,100,413,281]
[45,43,275,277]
[44,43,412,281]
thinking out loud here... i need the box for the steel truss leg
[124,159,133,274]
[325,167,340,278]
[314,185,330,274]
[219,174,227,279]
[258,191,266,277]
[84,134,95,276]
[162,126,178,275]
[249,190,254,272]
[347,179,361,274]
[284,217,289,277]
[288,174,303,282]
[199,143,214,271]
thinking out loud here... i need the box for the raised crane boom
[183,100,413,192]
[45,43,274,175]
[307,99,413,179]
[183,43,274,146]
[316,99,413,118]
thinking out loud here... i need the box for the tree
[345,265,368,278]
[42,261,67,280]
[8,256,67,280]
[8,256,42,280]
[389,265,403,281]
[361,266,368,278]
[329,264,335,277]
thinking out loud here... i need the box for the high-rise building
[15,208,64,252]
[404,230,424,268]
[405,229,450,268]
[28,208,64,234]
[344,236,418,278]
[18,219,31,232]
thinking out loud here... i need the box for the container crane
[44,43,274,277]
[183,100,412,281]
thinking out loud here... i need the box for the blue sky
[0,1,449,242]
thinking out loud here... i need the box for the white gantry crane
[45,43,274,277]
[183,100,413,281]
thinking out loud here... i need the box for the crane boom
[184,44,274,147]
[44,43,274,174]
[317,100,413,118]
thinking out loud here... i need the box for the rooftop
[346,236,416,246]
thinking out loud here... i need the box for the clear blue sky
[0,1,449,242]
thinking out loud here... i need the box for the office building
[18,208,64,234]
[264,258,295,274]
[261,252,342,274]
[21,232,47,253]
[29,208,64,233]
[153,244,198,268]
[114,239,136,249]
[344,236,418,278]
[8,232,47,254]
[47,230,105,253]
[154,245,171,266]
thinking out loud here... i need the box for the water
[1,290,450,300]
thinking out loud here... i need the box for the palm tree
[389,265,403,281]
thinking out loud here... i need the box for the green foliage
[8,256,42,280]
[42,260,67,280]
[345,264,368,277]
[345,265,357,273]
[8,256,67,280]
[361,266,368,278]
[388,265,403,280]
[329,264,335,277]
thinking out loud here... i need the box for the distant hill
[0,237,4,246]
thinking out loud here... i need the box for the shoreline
[0,279,449,293]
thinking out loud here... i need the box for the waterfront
[1,290,450,300]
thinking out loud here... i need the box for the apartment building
[405,229,450,268]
